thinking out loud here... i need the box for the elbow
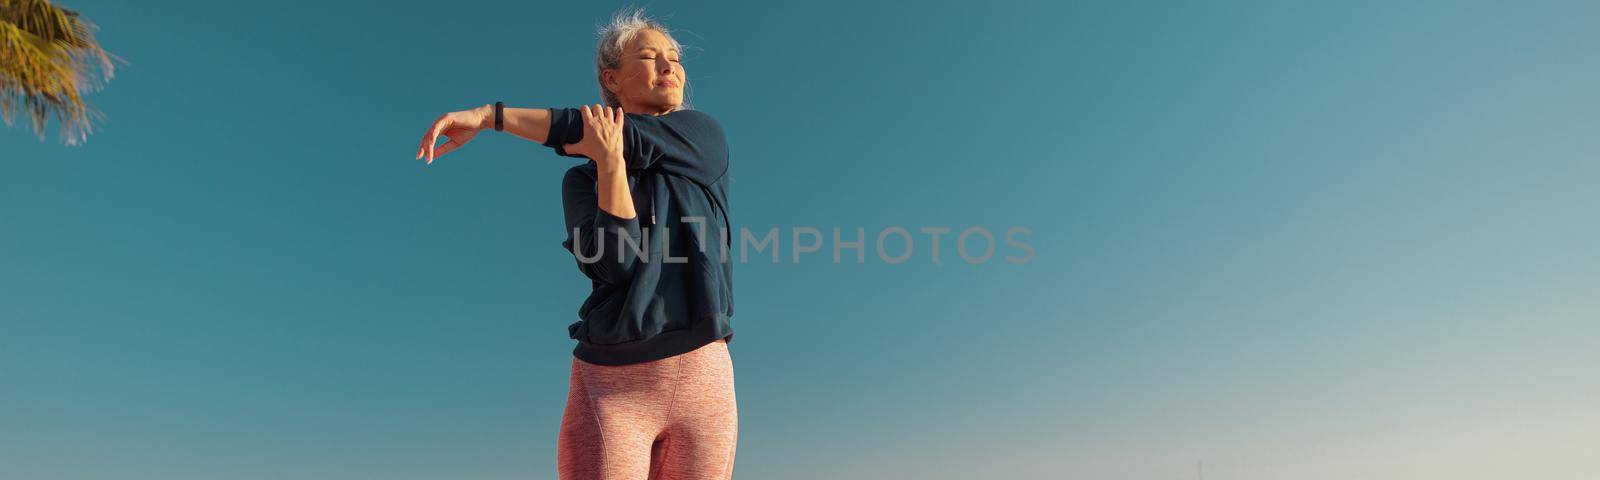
[569,220,644,285]
[583,256,638,286]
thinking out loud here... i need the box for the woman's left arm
[415,104,554,163]
[545,108,728,187]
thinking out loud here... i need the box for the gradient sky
[3,1,1598,479]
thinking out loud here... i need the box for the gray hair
[595,7,691,112]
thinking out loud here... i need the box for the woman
[412,9,736,480]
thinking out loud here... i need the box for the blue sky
[3,1,1597,478]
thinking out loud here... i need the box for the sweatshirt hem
[572,314,734,366]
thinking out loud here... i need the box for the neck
[621,101,674,116]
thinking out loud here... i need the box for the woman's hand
[416,104,492,164]
[563,104,626,169]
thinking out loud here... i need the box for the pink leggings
[558,339,738,480]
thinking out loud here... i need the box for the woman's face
[604,29,685,115]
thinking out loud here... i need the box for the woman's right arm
[416,104,554,163]
[560,106,640,285]
[562,167,642,285]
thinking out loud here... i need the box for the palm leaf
[0,0,122,145]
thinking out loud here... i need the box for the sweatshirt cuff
[595,208,642,239]
[542,107,584,158]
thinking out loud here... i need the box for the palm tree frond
[0,0,120,145]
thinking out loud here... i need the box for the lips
[657,80,679,88]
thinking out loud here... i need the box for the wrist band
[494,101,504,131]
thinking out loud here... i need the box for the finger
[419,115,444,155]
[426,119,448,163]
[432,139,459,160]
[614,106,623,125]
[580,104,592,122]
[423,127,436,162]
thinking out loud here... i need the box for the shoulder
[661,109,725,136]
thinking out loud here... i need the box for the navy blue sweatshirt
[545,107,734,366]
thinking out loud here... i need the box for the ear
[601,69,620,95]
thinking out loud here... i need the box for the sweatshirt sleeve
[560,167,643,286]
[543,107,729,187]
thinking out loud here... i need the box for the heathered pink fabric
[558,338,738,480]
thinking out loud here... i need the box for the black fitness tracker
[494,101,504,131]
